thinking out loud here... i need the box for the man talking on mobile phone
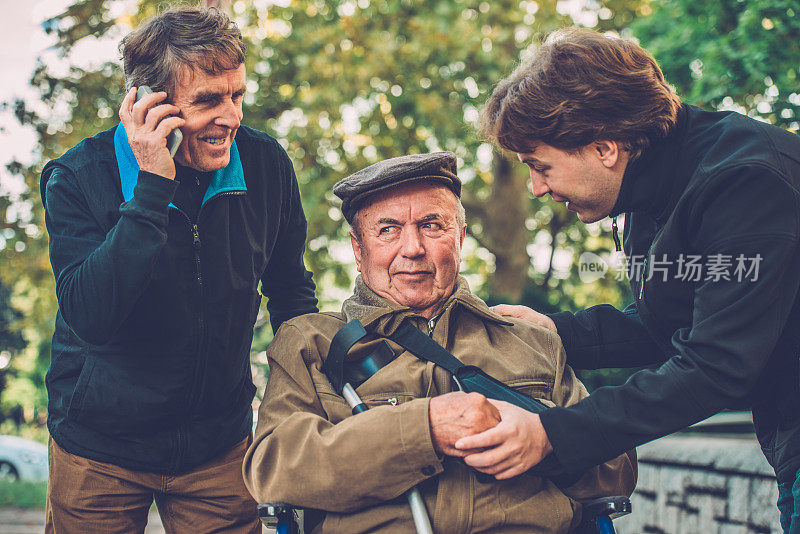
[40,6,317,532]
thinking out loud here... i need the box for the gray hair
[120,6,246,94]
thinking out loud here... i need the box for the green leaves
[634,0,800,131]
[8,0,796,412]
[240,0,584,304]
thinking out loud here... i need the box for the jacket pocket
[505,378,554,405]
[65,356,184,436]
[318,390,419,424]
[362,392,417,409]
[66,357,96,422]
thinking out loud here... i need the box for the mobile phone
[135,85,183,158]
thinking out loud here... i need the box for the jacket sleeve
[260,150,317,332]
[243,324,443,512]
[546,331,637,501]
[548,303,667,370]
[540,169,800,475]
[42,165,178,345]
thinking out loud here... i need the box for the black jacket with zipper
[41,124,318,474]
[542,105,800,483]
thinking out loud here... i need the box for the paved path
[0,509,44,534]
[0,509,168,533]
[0,508,273,533]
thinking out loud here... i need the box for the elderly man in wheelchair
[243,152,636,533]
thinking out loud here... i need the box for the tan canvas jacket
[243,277,636,533]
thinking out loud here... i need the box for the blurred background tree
[634,0,800,130]
[1,0,797,432]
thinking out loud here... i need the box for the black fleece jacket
[542,105,800,483]
[41,124,317,473]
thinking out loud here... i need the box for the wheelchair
[258,494,631,533]
[261,322,633,533]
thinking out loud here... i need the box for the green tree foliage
[0,0,124,425]
[0,0,650,422]
[0,282,25,354]
[634,0,800,131]
[235,0,633,310]
[0,280,26,424]
[18,0,799,422]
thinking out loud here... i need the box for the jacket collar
[113,123,246,204]
[342,275,513,332]
[609,104,691,223]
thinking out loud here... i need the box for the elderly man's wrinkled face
[351,182,466,318]
[171,64,245,172]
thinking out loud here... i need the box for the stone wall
[613,435,781,533]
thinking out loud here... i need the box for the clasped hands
[428,391,553,480]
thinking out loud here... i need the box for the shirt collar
[342,275,512,331]
[113,123,246,204]
[609,104,690,222]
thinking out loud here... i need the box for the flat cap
[333,151,461,223]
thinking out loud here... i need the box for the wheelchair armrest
[581,496,632,521]
[258,503,301,534]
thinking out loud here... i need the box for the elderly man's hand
[118,87,185,180]
[429,392,501,457]
[491,304,557,333]
[455,399,553,479]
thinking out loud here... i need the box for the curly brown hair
[479,28,682,159]
[120,5,246,94]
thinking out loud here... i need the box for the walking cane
[341,382,434,534]
[322,320,434,534]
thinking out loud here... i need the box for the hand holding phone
[118,86,185,180]
[136,86,183,158]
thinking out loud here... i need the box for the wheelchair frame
[258,495,631,533]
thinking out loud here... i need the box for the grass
[0,479,47,509]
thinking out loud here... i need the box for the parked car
[0,435,48,482]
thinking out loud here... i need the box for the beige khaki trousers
[45,436,261,534]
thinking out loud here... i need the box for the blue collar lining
[114,123,246,206]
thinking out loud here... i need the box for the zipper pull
[639,255,648,300]
[612,217,622,252]
[427,317,436,336]
[191,224,201,249]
